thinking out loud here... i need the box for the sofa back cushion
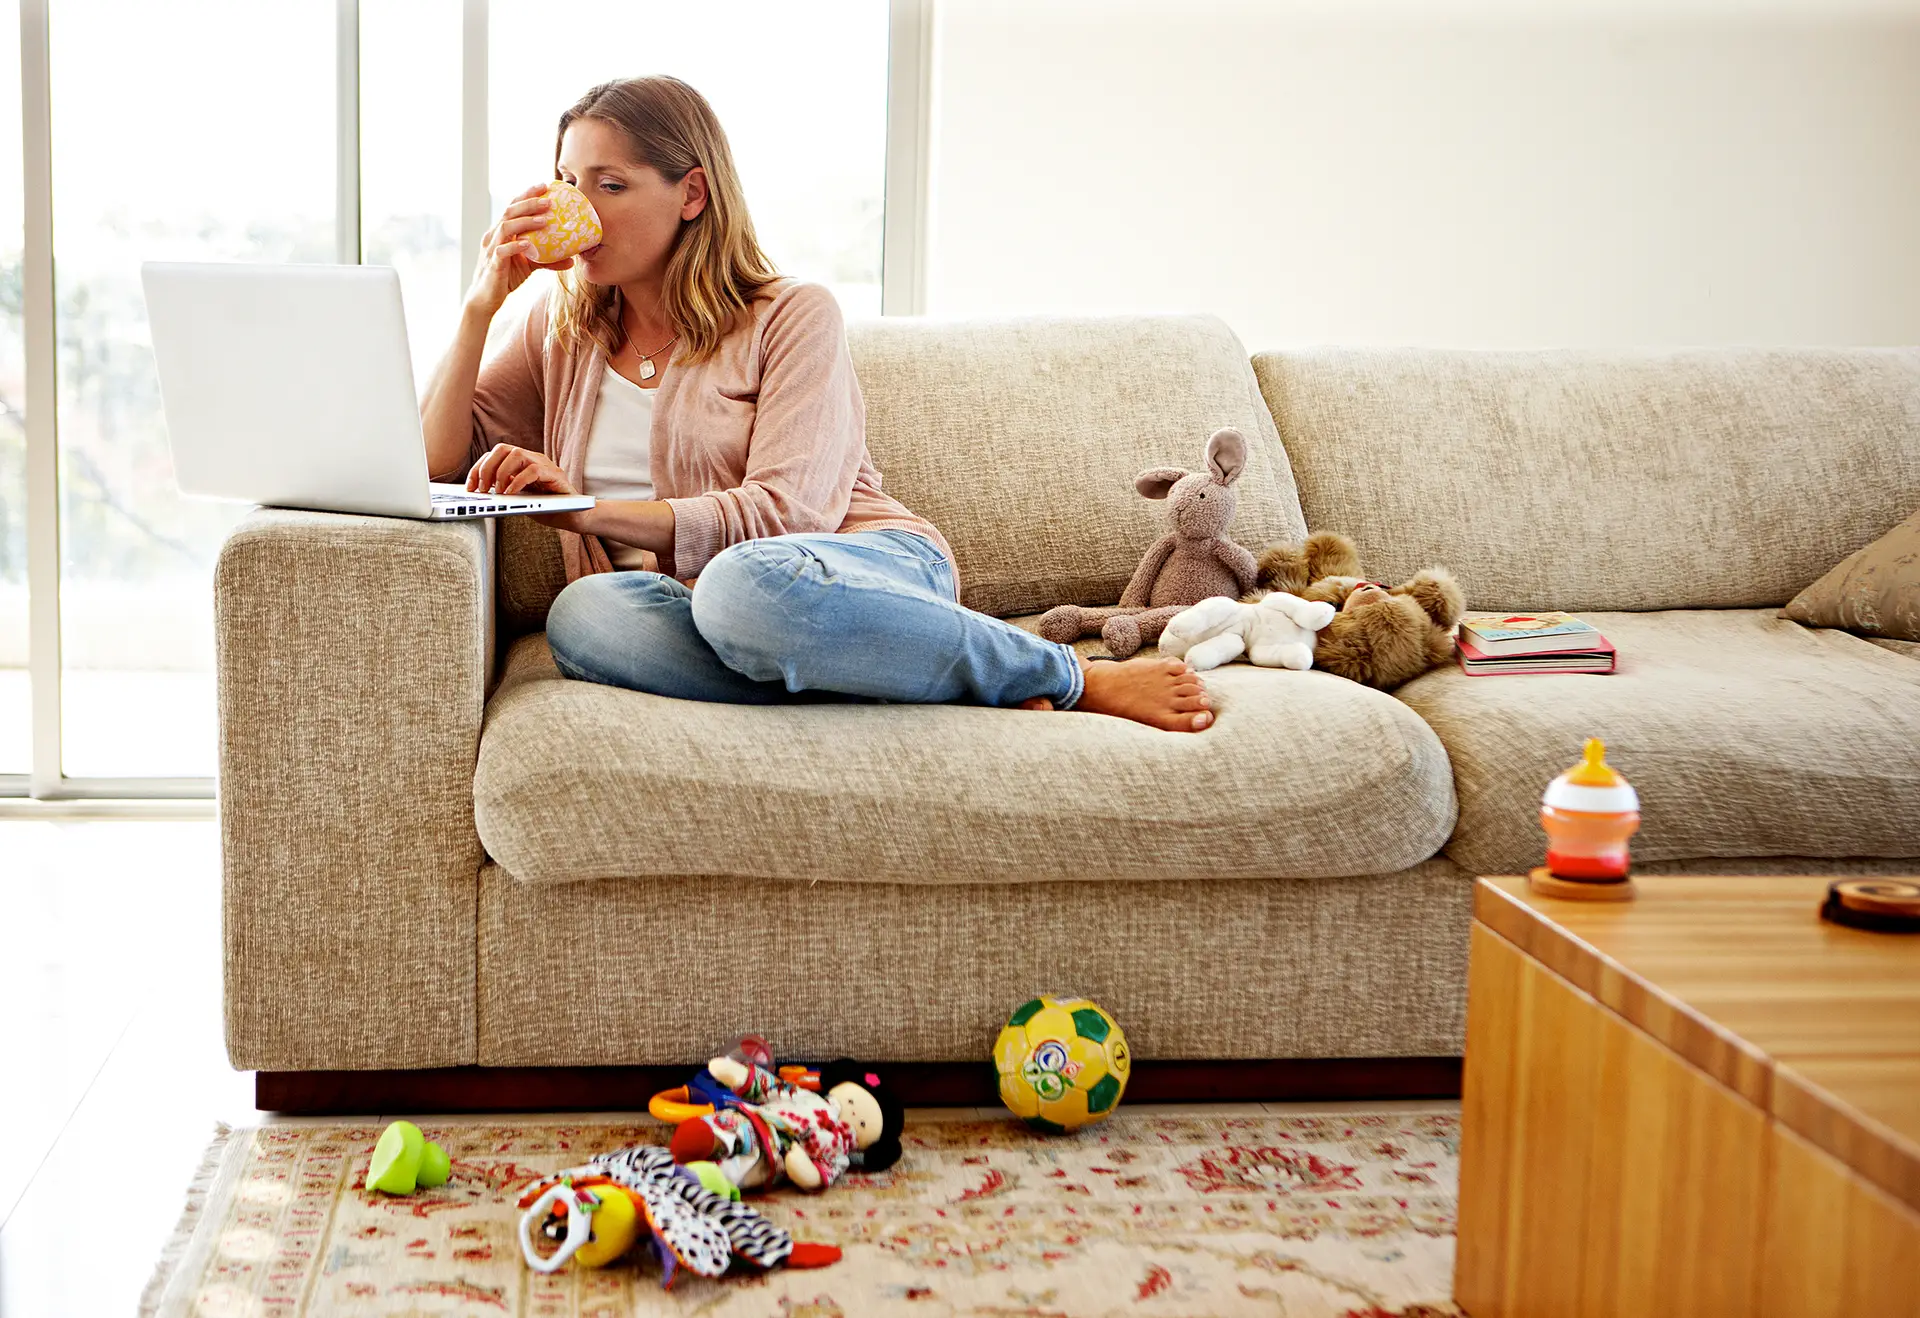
[850,315,1306,617]
[1252,348,1920,611]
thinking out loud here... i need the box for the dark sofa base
[255,1056,1463,1115]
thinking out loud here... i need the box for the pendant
[638,358,656,381]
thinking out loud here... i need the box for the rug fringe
[139,1121,248,1318]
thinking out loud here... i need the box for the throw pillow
[1783,506,1920,640]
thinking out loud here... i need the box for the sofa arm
[215,508,493,1071]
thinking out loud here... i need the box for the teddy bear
[1158,591,1337,671]
[669,1057,904,1193]
[1037,426,1260,658]
[1248,531,1465,689]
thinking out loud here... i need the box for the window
[48,0,334,777]
[360,0,463,393]
[4,0,905,793]
[0,0,25,773]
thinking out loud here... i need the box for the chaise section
[216,509,492,1070]
[474,858,1475,1067]
[473,629,1457,887]
[1396,610,1920,877]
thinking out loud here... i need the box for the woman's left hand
[466,443,596,533]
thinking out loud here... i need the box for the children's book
[1457,633,1616,676]
[1458,612,1603,656]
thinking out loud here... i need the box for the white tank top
[581,366,659,570]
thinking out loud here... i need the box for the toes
[1158,657,1189,674]
[1173,693,1208,711]
[1018,697,1054,711]
[1191,711,1213,731]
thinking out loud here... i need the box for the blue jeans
[544,530,1087,709]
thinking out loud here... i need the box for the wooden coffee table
[1454,875,1920,1317]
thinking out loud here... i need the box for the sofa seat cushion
[473,627,1456,886]
[1395,610,1920,876]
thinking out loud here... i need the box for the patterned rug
[143,1110,1461,1317]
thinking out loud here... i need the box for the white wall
[926,0,1920,349]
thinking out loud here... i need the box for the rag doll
[670,1057,904,1193]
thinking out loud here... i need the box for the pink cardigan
[446,277,956,592]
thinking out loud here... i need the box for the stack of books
[1456,612,1616,676]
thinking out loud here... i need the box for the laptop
[141,261,595,521]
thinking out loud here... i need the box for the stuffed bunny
[1038,426,1260,658]
[1159,591,1337,672]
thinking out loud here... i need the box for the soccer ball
[993,995,1130,1133]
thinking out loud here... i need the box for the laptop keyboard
[431,490,518,506]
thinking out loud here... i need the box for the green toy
[367,1120,451,1194]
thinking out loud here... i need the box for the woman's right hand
[463,183,576,319]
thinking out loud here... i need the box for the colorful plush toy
[1037,427,1261,658]
[1158,591,1337,671]
[516,1144,841,1286]
[669,1057,904,1193]
[1249,531,1465,689]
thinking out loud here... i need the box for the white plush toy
[1159,592,1337,672]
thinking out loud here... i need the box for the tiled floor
[0,818,1456,1317]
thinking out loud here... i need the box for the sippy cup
[1539,738,1640,883]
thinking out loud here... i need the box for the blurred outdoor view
[1,0,24,772]
[0,0,888,785]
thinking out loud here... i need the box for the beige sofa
[214,318,1920,1098]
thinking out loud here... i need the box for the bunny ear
[1134,468,1187,499]
[1206,427,1248,485]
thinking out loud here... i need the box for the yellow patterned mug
[523,181,603,263]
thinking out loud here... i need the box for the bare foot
[1019,697,1054,711]
[1074,655,1213,732]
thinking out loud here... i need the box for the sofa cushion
[848,315,1307,618]
[473,626,1455,887]
[1784,503,1920,642]
[1252,348,1920,611]
[1395,610,1920,876]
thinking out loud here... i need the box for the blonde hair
[546,76,783,366]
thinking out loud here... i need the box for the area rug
[142,1110,1461,1317]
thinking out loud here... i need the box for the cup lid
[1544,738,1639,812]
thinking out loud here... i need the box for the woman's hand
[468,442,576,496]
[463,183,577,320]
[467,444,595,532]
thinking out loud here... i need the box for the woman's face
[556,117,707,289]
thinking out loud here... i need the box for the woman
[421,75,1211,732]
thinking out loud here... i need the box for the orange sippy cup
[1539,738,1640,881]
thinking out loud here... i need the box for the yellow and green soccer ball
[993,995,1130,1133]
